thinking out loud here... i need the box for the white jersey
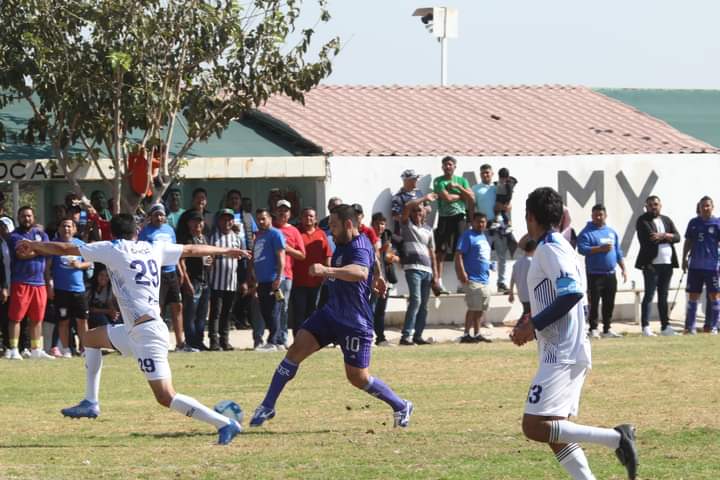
[79,240,183,332]
[527,231,591,367]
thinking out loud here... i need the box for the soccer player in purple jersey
[681,196,720,334]
[249,204,414,428]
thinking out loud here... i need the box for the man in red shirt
[290,208,332,336]
[273,199,306,345]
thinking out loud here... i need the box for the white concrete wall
[327,153,718,323]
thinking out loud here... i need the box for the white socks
[556,444,595,480]
[169,393,230,429]
[551,420,621,449]
[84,348,103,403]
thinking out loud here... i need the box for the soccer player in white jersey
[510,188,638,480]
[17,214,250,445]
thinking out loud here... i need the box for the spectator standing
[455,212,494,343]
[635,195,681,336]
[399,193,439,345]
[681,196,720,334]
[472,164,510,293]
[290,208,332,336]
[433,156,474,293]
[508,240,536,322]
[139,204,191,351]
[225,189,258,329]
[250,208,286,350]
[165,188,186,230]
[0,217,11,354]
[47,218,92,357]
[90,190,112,221]
[176,187,214,242]
[179,212,211,350]
[577,204,628,339]
[6,206,54,360]
[207,209,247,350]
[87,268,119,328]
[372,213,398,346]
[273,199,306,346]
[353,204,381,251]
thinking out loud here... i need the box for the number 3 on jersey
[527,384,543,404]
[130,259,159,287]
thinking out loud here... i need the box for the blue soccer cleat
[61,399,100,419]
[393,400,414,428]
[217,420,243,445]
[249,405,276,427]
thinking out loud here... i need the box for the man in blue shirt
[48,218,92,357]
[249,208,286,350]
[577,204,628,339]
[455,212,493,343]
[249,204,413,430]
[139,204,192,351]
[681,196,720,334]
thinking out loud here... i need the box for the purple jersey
[325,233,375,330]
[8,228,49,286]
[685,216,720,271]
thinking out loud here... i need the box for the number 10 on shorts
[344,336,360,352]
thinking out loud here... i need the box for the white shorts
[107,321,172,381]
[524,363,588,418]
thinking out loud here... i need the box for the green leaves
[108,51,132,72]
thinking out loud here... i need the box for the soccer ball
[213,400,244,423]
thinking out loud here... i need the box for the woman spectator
[87,268,119,328]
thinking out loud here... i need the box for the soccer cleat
[711,328,719,336]
[474,333,493,343]
[29,349,55,360]
[412,338,431,345]
[217,420,243,445]
[3,349,12,359]
[393,400,414,428]
[49,346,63,357]
[459,334,479,344]
[683,328,696,336]
[61,399,100,419]
[661,326,678,336]
[8,348,23,360]
[399,337,416,346]
[602,330,622,338]
[613,424,638,480]
[21,348,32,358]
[254,343,277,352]
[589,329,601,339]
[249,405,276,427]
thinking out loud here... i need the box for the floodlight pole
[440,35,448,86]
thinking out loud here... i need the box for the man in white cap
[273,199,306,346]
[391,169,423,236]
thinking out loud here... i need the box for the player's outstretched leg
[251,329,319,427]
[62,327,112,419]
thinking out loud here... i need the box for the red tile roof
[259,85,717,156]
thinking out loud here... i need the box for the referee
[207,209,247,351]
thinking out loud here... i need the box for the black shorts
[159,271,182,307]
[54,289,89,321]
[434,214,466,253]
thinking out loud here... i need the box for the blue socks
[686,300,698,331]
[261,358,298,409]
[712,300,720,330]
[363,376,406,411]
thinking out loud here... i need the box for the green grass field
[1,335,719,479]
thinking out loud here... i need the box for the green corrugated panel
[598,89,720,148]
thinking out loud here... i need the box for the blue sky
[300,0,720,88]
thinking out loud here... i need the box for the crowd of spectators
[1,158,717,359]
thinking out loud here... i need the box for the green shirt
[167,208,186,230]
[433,175,470,217]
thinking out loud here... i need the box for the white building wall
[326,153,720,325]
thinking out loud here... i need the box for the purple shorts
[686,268,720,294]
[300,307,373,369]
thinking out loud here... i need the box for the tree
[0,0,339,213]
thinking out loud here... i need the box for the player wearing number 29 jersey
[78,239,182,333]
[512,188,638,480]
[249,204,413,430]
[18,213,248,445]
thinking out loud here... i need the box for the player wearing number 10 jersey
[249,204,413,429]
[510,188,638,480]
[17,213,251,445]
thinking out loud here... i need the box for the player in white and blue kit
[681,196,720,334]
[511,188,638,480]
[249,204,413,429]
[17,214,250,445]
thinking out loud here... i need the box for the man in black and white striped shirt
[207,209,247,351]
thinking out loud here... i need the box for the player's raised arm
[181,244,251,259]
[16,239,81,258]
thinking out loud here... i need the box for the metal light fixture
[412,6,459,86]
